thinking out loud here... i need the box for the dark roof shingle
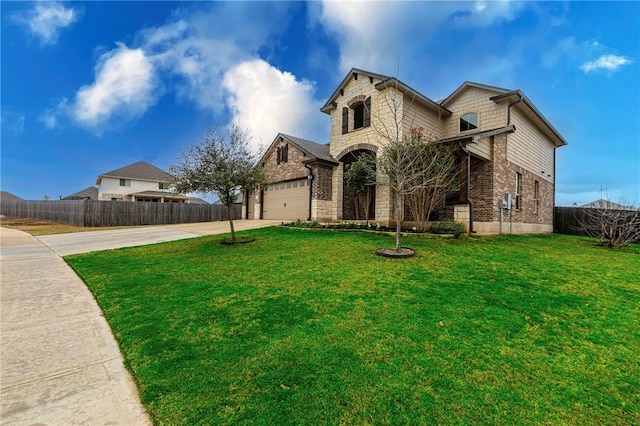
[97,161,173,184]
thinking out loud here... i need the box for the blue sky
[1,1,638,205]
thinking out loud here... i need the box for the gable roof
[439,81,511,106]
[321,68,391,113]
[261,133,338,165]
[61,186,98,200]
[490,90,568,147]
[96,161,174,185]
[320,68,451,117]
[581,199,637,210]
[0,191,23,201]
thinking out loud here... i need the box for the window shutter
[363,97,371,128]
[342,107,348,135]
[284,144,289,162]
[276,147,281,164]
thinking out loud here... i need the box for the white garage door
[263,179,309,221]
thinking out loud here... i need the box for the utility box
[502,193,512,210]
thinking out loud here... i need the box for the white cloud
[580,54,632,73]
[223,59,326,152]
[67,43,158,133]
[140,2,292,113]
[1,110,26,135]
[13,2,79,45]
[314,1,527,75]
[39,107,59,129]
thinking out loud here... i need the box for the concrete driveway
[37,219,282,256]
[0,220,279,425]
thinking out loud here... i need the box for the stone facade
[252,70,565,234]
[263,137,309,183]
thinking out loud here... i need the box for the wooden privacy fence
[554,207,589,236]
[0,200,242,227]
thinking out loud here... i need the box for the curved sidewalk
[0,220,280,424]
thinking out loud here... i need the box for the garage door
[263,179,309,220]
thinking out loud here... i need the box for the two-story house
[96,161,188,203]
[245,68,567,234]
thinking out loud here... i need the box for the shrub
[289,219,321,228]
[429,221,466,238]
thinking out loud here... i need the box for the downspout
[304,163,313,221]
[507,93,523,124]
[460,143,475,234]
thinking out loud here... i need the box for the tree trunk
[395,193,403,251]
[354,198,360,220]
[227,203,236,242]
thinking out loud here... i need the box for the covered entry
[262,179,310,220]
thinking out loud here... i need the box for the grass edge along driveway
[66,227,640,425]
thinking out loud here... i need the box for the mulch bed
[375,247,416,258]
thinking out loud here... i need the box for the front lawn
[66,228,640,425]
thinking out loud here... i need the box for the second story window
[119,179,131,187]
[353,102,364,129]
[159,182,170,190]
[276,144,289,164]
[460,112,478,132]
[343,96,371,134]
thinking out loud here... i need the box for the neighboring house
[581,199,637,210]
[61,186,98,200]
[213,192,244,206]
[0,191,23,202]
[96,161,188,203]
[246,68,567,234]
[188,197,210,205]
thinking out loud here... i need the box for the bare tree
[344,152,376,224]
[170,126,266,243]
[578,195,640,248]
[372,87,459,252]
[403,129,459,232]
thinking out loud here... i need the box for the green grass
[65,228,640,425]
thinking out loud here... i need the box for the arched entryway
[340,149,376,221]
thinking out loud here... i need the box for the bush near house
[66,228,639,425]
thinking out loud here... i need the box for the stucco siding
[508,108,555,183]
[98,177,174,200]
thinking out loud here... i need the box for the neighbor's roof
[581,199,637,210]
[61,186,98,200]
[97,161,174,184]
[132,190,188,199]
[0,191,24,201]
[188,197,209,204]
[213,193,243,205]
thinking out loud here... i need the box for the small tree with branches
[372,86,460,253]
[403,128,459,233]
[344,152,376,224]
[578,195,640,248]
[170,126,266,243]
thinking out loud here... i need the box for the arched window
[460,112,478,132]
[343,96,371,133]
